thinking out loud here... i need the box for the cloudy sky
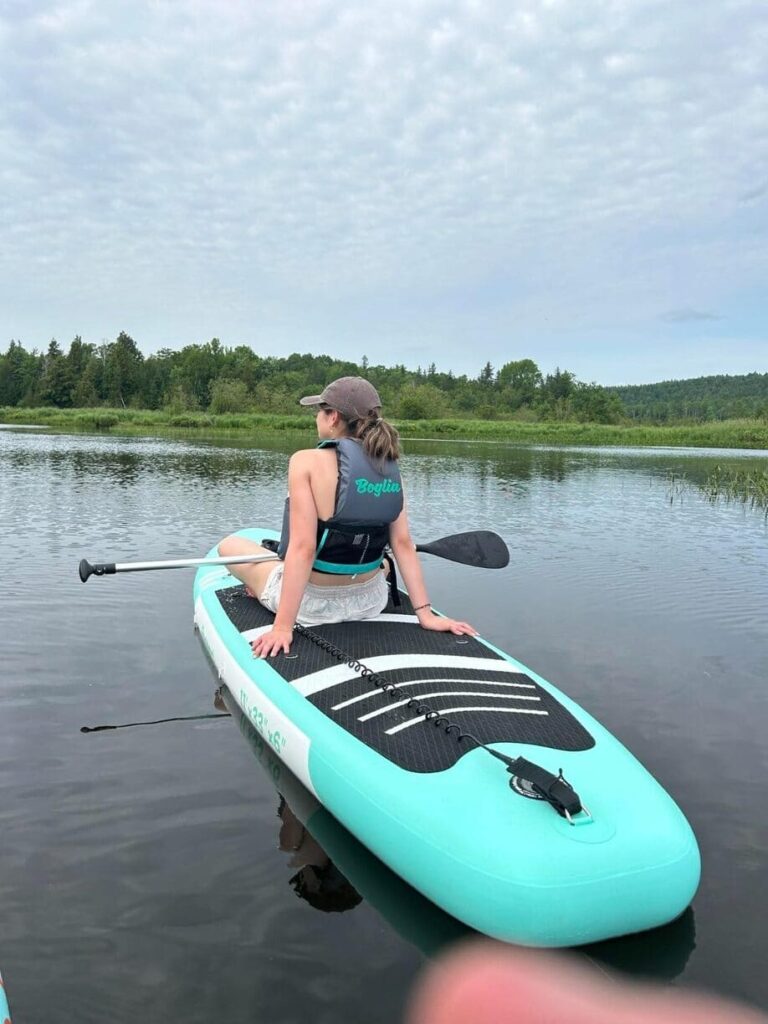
[1,0,766,385]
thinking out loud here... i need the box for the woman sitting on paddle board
[218,376,476,658]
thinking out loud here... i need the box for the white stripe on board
[358,691,541,722]
[385,706,549,736]
[365,614,420,625]
[292,655,520,698]
[332,676,536,711]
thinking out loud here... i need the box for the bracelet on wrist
[412,602,432,612]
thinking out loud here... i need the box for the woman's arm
[251,451,318,658]
[389,504,477,636]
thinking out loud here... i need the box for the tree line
[1,333,765,423]
[607,373,768,422]
[0,334,624,422]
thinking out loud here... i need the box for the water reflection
[2,427,766,499]
[278,797,363,914]
[219,687,470,958]
[585,908,696,982]
[214,689,362,914]
[403,438,768,490]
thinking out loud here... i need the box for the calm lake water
[0,427,766,1021]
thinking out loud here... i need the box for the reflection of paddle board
[219,685,469,957]
[585,906,696,981]
[194,527,700,947]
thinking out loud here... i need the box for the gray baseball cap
[299,377,382,419]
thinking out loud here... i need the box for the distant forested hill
[608,373,768,422]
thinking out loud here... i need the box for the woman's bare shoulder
[289,447,336,470]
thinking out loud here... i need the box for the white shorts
[259,563,389,627]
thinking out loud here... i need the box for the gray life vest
[276,438,403,573]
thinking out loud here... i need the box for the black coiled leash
[293,623,586,821]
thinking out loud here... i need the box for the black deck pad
[217,585,594,772]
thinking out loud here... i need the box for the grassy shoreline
[1,406,767,450]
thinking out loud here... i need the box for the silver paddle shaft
[79,552,279,581]
[113,553,279,573]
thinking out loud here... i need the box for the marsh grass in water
[2,406,768,450]
[666,471,687,506]
[667,466,768,517]
[702,465,768,516]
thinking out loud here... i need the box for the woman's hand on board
[251,628,294,658]
[417,611,477,636]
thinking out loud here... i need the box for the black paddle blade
[416,530,509,569]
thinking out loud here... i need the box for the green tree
[497,359,542,407]
[40,339,74,407]
[18,349,45,406]
[542,367,575,401]
[139,349,175,409]
[171,339,225,407]
[398,384,445,419]
[103,331,144,406]
[0,340,38,406]
[72,358,102,407]
[208,378,251,414]
[251,381,293,413]
[164,382,201,413]
[571,383,624,424]
[66,336,95,381]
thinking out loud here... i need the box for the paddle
[416,529,509,569]
[78,530,508,582]
[79,552,279,582]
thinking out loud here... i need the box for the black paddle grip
[79,559,116,583]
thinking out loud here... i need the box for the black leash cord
[292,624,583,819]
[294,622,478,745]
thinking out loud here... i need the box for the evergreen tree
[103,331,144,406]
[0,340,34,405]
[542,367,575,401]
[40,338,75,407]
[66,336,95,379]
[72,359,102,407]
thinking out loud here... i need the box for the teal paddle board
[194,527,700,947]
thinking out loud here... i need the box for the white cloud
[0,0,766,381]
